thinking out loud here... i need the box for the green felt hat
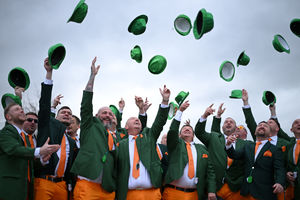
[174,14,192,36]
[8,67,30,90]
[109,105,120,119]
[67,0,88,23]
[272,34,290,54]
[128,15,148,35]
[237,51,250,67]
[219,61,235,82]
[229,89,242,99]
[130,45,142,63]
[48,43,66,69]
[175,91,189,106]
[193,8,214,40]
[168,102,179,120]
[262,91,276,106]
[290,18,300,37]
[148,55,167,74]
[1,93,22,109]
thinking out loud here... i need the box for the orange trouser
[162,187,198,200]
[217,183,243,200]
[285,185,294,200]
[127,188,161,200]
[34,178,67,200]
[73,179,115,200]
[277,191,285,200]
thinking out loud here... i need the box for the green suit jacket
[165,119,216,199]
[0,123,35,200]
[116,105,169,200]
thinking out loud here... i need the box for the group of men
[0,56,299,200]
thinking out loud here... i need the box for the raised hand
[226,134,237,146]
[14,86,25,100]
[216,103,226,118]
[143,97,152,113]
[85,56,100,92]
[52,94,63,109]
[118,98,125,112]
[159,85,170,105]
[179,100,190,112]
[90,56,100,77]
[242,89,249,106]
[39,138,60,158]
[44,57,53,80]
[201,104,215,119]
[269,103,276,117]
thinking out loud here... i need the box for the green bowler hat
[290,18,300,37]
[237,51,250,67]
[68,0,88,23]
[1,93,22,109]
[8,67,30,90]
[128,15,148,35]
[48,43,66,69]
[175,91,189,106]
[193,8,214,40]
[262,91,276,106]
[272,34,290,54]
[229,89,242,99]
[174,14,192,36]
[219,61,235,82]
[148,55,167,74]
[168,102,179,120]
[109,105,120,119]
[130,45,142,63]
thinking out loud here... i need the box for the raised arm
[241,89,257,140]
[116,98,125,129]
[211,103,225,133]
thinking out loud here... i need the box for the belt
[165,184,196,192]
[37,175,65,183]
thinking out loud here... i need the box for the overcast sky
[1,0,299,142]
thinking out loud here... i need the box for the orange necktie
[186,142,195,179]
[21,131,31,182]
[294,140,300,164]
[227,157,233,167]
[57,135,66,177]
[107,130,114,151]
[28,135,34,148]
[156,145,162,160]
[132,136,140,179]
[268,138,272,142]
[255,141,262,155]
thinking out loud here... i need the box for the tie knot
[256,141,262,145]
[268,138,272,141]
[133,136,138,140]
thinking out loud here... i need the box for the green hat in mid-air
[48,43,66,69]
[290,18,300,37]
[128,15,148,35]
[168,102,179,120]
[68,0,88,23]
[148,55,167,74]
[8,67,30,90]
[130,45,142,63]
[1,93,22,109]
[109,105,121,119]
[272,34,290,54]
[174,14,192,36]
[219,61,235,82]
[262,91,276,106]
[229,89,242,99]
[237,51,250,67]
[193,8,214,40]
[175,91,189,106]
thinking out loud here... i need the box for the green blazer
[0,123,35,200]
[226,141,286,200]
[164,119,216,199]
[116,105,169,200]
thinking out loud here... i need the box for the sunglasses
[27,118,38,123]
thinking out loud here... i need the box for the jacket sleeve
[206,152,217,193]
[167,119,180,152]
[139,114,147,131]
[211,116,221,133]
[242,107,257,141]
[80,91,94,134]
[225,145,245,160]
[194,120,211,146]
[148,105,169,141]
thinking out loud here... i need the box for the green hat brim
[148,55,167,75]
[272,34,290,54]
[48,43,66,69]
[262,91,276,106]
[1,93,22,109]
[237,51,250,67]
[175,91,189,106]
[109,105,120,119]
[229,90,242,99]
[128,15,148,35]
[168,102,179,120]
[130,45,142,63]
[8,67,30,90]
[67,0,88,23]
[219,61,235,82]
[174,14,192,36]
[193,8,214,40]
[290,18,300,37]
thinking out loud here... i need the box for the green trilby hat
[229,89,242,99]
[128,15,148,35]
[290,18,300,37]
[130,45,142,63]
[272,34,290,54]
[174,14,192,36]
[67,0,88,23]
[148,55,167,74]
[48,43,66,69]
[1,93,22,109]
[8,67,30,90]
[219,61,235,82]
[109,105,120,119]
[168,102,179,120]
[193,8,214,40]
[175,91,189,106]
[262,91,276,106]
[237,51,250,67]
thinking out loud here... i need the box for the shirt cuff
[160,104,169,108]
[271,116,277,119]
[139,113,146,116]
[243,105,251,109]
[44,79,53,85]
[34,148,40,158]
[199,117,207,123]
[174,110,183,121]
[225,143,233,150]
[51,107,56,114]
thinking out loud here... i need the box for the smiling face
[96,107,114,129]
[222,117,236,136]
[125,117,142,136]
[291,119,300,137]
[23,113,38,135]
[255,122,271,138]
[179,125,194,143]
[5,104,26,125]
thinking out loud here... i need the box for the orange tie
[28,135,34,148]
[21,132,31,182]
[186,142,195,179]
[268,138,272,142]
[255,141,262,155]
[227,157,233,167]
[107,130,114,151]
[156,145,162,160]
[294,140,300,164]
[57,135,66,177]
[132,136,140,179]
[71,136,77,141]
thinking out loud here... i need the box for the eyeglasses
[27,118,38,123]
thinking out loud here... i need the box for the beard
[104,122,112,130]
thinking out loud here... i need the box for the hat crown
[128,15,148,35]
[68,0,88,23]
[193,8,214,39]
[237,51,250,66]
[175,91,189,105]
[230,90,242,98]
[148,55,167,74]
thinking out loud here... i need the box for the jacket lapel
[256,141,271,162]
